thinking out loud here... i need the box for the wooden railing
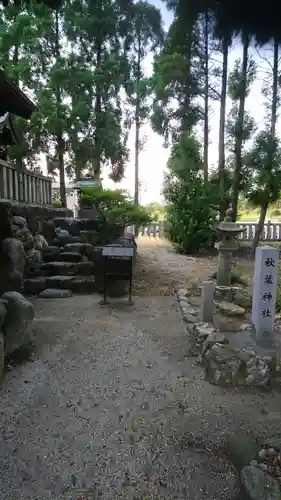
[132,220,281,242]
[0,159,52,206]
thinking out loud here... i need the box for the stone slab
[60,252,82,263]
[41,261,94,276]
[46,276,74,289]
[70,277,96,294]
[38,289,72,298]
[24,277,47,295]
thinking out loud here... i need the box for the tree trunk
[134,37,142,238]
[55,9,66,207]
[251,202,269,259]
[231,33,249,222]
[75,151,82,182]
[270,38,278,139]
[93,38,102,179]
[57,133,66,207]
[218,35,229,220]
[251,38,278,255]
[134,37,141,206]
[182,23,193,134]
[203,12,209,183]
[13,43,24,170]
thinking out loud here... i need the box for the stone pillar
[252,245,279,347]
[200,281,215,322]
[217,250,233,287]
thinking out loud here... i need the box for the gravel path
[1,242,281,499]
[133,237,217,296]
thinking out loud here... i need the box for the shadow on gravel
[4,342,36,373]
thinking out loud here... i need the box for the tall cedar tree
[124,0,163,205]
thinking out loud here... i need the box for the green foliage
[225,431,260,473]
[270,207,281,217]
[226,57,256,155]
[0,0,144,186]
[164,134,218,253]
[243,132,281,207]
[144,202,166,221]
[211,269,244,285]
[80,186,151,227]
[276,274,281,313]
[52,190,62,208]
[151,18,204,145]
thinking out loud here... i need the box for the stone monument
[216,208,246,287]
[252,245,279,347]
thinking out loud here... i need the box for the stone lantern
[215,208,246,287]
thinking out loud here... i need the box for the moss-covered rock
[204,343,270,387]
[225,432,260,472]
[241,465,281,500]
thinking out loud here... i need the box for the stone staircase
[23,217,136,298]
[24,243,98,297]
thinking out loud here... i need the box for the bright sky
[51,1,279,205]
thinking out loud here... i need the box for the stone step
[63,242,100,262]
[24,276,47,295]
[41,261,94,276]
[60,252,83,263]
[42,246,61,262]
[24,275,96,295]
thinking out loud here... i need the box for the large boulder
[52,228,79,247]
[0,300,7,330]
[204,343,270,387]
[241,466,281,500]
[26,248,43,263]
[12,215,27,232]
[33,234,48,251]
[0,333,4,381]
[0,238,26,294]
[215,300,246,317]
[42,219,56,244]
[1,291,35,355]
[14,227,34,250]
[25,248,43,278]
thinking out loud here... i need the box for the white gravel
[1,290,281,499]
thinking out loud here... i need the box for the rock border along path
[176,285,281,388]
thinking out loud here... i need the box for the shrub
[79,186,151,231]
[164,134,219,253]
